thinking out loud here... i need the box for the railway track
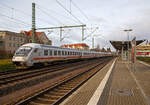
[0,58,109,97]
[13,57,112,105]
[0,59,82,76]
[0,60,89,85]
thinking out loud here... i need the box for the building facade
[0,30,52,57]
[21,30,51,45]
[0,31,31,56]
[61,43,89,50]
[136,43,150,57]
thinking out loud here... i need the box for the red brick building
[61,43,89,50]
[21,30,51,45]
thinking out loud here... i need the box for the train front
[12,46,33,67]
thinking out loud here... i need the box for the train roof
[22,43,106,54]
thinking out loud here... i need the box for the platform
[60,58,150,105]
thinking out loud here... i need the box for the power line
[36,4,64,25]
[0,19,30,29]
[0,3,32,17]
[0,3,56,27]
[55,0,84,24]
[0,13,31,26]
[36,3,79,25]
[71,1,89,21]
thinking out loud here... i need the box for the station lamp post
[124,29,132,61]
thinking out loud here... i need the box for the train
[12,43,112,67]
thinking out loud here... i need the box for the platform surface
[61,58,150,105]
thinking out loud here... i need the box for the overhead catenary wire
[0,18,30,29]
[55,0,84,24]
[71,1,89,21]
[36,4,79,25]
[36,5,64,25]
[0,3,56,27]
[0,13,31,27]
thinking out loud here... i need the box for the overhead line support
[32,2,36,43]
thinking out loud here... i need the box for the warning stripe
[33,56,93,60]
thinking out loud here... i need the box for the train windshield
[15,46,32,56]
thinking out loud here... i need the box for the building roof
[21,30,44,38]
[110,40,145,51]
[61,43,89,48]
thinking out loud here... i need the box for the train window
[62,51,64,55]
[34,48,38,53]
[44,50,48,56]
[49,50,52,56]
[58,51,61,55]
[38,52,41,56]
[54,51,57,56]
[65,51,67,55]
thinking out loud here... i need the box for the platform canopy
[110,40,145,51]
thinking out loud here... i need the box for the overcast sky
[0,0,150,50]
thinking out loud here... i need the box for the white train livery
[12,43,112,67]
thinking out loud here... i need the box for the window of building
[8,36,11,40]
[0,42,3,48]
[13,37,16,41]
[44,50,48,56]
[13,43,15,47]
[8,43,11,47]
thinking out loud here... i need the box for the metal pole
[127,31,129,61]
[92,37,94,49]
[134,37,136,71]
[82,26,84,41]
[124,29,132,61]
[122,44,123,60]
[60,27,62,41]
[32,2,36,43]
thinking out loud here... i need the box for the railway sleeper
[43,94,61,100]
[58,87,73,90]
[29,100,53,105]
[37,97,57,103]
[52,89,69,93]
[60,84,76,88]
[47,91,65,96]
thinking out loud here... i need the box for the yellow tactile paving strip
[98,60,147,105]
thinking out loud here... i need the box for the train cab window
[54,51,57,56]
[44,50,48,56]
[34,48,38,53]
[49,50,52,56]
